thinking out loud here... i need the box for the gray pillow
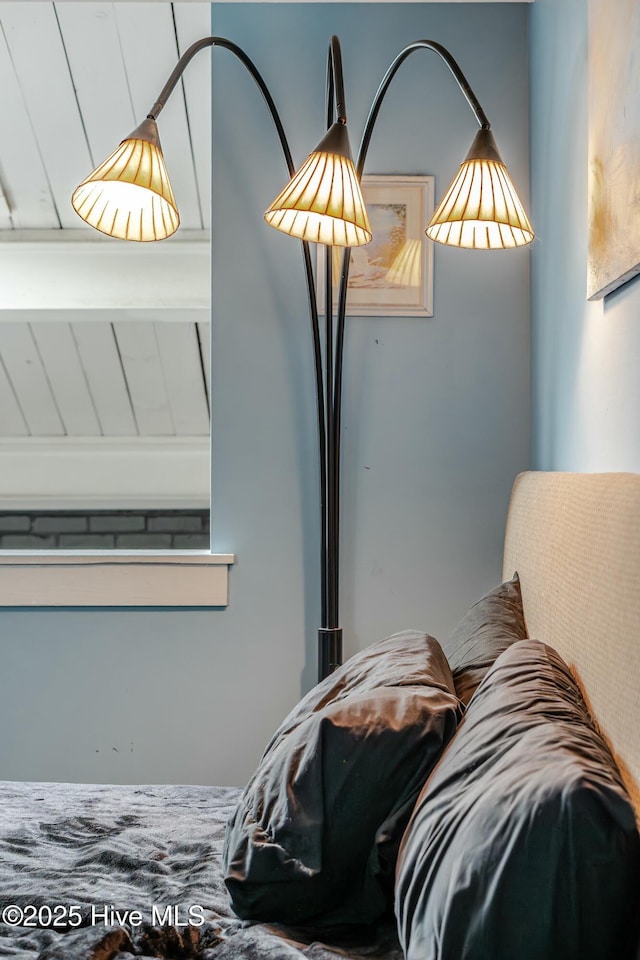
[223,631,460,933]
[446,572,527,704]
[395,639,640,960]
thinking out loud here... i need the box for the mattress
[0,780,401,960]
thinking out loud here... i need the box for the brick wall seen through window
[0,511,210,550]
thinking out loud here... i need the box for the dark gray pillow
[223,630,460,933]
[446,572,527,704]
[395,639,640,960]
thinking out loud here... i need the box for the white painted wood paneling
[0,186,13,230]
[174,3,211,229]
[71,323,138,436]
[0,2,212,234]
[0,4,216,504]
[114,3,203,229]
[0,13,58,228]
[0,324,64,435]
[114,321,174,435]
[197,320,211,410]
[30,322,102,436]
[155,322,209,435]
[0,361,28,436]
[55,3,137,172]
[0,3,92,228]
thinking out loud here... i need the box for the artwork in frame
[318,175,434,317]
[587,0,640,300]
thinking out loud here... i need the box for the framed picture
[587,0,640,300]
[317,175,434,317]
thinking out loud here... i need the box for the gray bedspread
[0,781,402,960]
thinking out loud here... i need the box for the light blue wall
[0,3,529,787]
[210,2,529,760]
[530,0,640,470]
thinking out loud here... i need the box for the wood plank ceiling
[0,2,212,506]
[0,0,530,509]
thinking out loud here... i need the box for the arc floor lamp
[72,34,533,683]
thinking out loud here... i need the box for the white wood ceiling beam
[0,230,209,321]
[0,436,209,509]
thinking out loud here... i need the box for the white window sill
[0,551,234,607]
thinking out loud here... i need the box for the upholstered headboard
[503,471,640,819]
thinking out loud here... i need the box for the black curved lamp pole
[317,36,350,682]
[143,35,493,683]
[323,39,492,681]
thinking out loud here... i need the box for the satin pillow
[395,639,640,960]
[223,631,460,933]
[445,572,527,704]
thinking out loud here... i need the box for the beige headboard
[503,471,640,819]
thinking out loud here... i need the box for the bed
[1,471,639,960]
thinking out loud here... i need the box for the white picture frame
[317,174,434,317]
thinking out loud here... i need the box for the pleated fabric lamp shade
[265,122,372,247]
[426,128,533,250]
[72,119,180,241]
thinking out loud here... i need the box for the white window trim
[0,230,227,606]
[0,551,234,607]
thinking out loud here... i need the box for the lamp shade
[71,118,179,241]
[426,128,533,250]
[265,122,372,247]
[386,239,422,287]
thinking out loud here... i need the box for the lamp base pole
[318,627,342,681]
